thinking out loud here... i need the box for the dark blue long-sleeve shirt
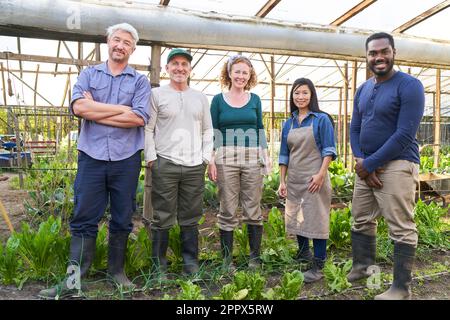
[350,71,424,173]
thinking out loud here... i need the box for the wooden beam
[159,0,170,5]
[270,55,275,156]
[17,37,23,78]
[350,60,358,170]
[61,67,71,107]
[330,0,377,26]
[393,0,450,33]
[0,52,150,71]
[0,62,7,106]
[285,84,288,118]
[95,43,101,61]
[255,0,282,18]
[7,70,54,106]
[33,64,40,106]
[54,41,61,76]
[62,41,81,72]
[434,69,441,168]
[343,63,349,169]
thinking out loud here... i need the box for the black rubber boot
[347,231,377,283]
[219,229,236,272]
[38,235,96,299]
[304,257,326,283]
[107,232,135,289]
[375,242,416,300]
[151,228,169,280]
[180,226,199,275]
[247,224,263,269]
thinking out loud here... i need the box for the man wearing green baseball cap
[145,48,213,279]
[166,48,193,64]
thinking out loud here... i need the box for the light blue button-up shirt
[279,111,337,166]
[70,62,151,161]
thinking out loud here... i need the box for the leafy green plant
[135,170,146,214]
[262,168,281,207]
[168,225,182,270]
[328,207,352,250]
[233,271,266,300]
[328,161,355,203]
[419,148,450,173]
[234,224,249,264]
[15,216,67,279]
[262,270,304,300]
[261,207,295,269]
[125,227,152,275]
[414,199,450,249]
[175,280,205,300]
[0,237,22,285]
[323,259,352,293]
[214,283,248,300]
[93,223,108,271]
[264,207,285,240]
[376,235,393,262]
[203,178,219,208]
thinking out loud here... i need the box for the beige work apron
[285,120,331,239]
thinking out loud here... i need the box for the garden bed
[0,173,448,300]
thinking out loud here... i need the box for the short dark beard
[369,60,394,77]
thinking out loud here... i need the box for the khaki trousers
[215,146,265,231]
[351,160,419,246]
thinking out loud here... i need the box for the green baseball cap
[167,48,193,64]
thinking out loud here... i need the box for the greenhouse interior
[0,0,448,301]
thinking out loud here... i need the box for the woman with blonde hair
[208,55,271,270]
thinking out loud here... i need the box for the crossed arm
[72,91,144,128]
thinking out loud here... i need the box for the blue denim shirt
[70,62,151,161]
[279,111,336,166]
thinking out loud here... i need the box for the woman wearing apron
[278,78,336,283]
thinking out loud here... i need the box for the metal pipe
[1,0,450,68]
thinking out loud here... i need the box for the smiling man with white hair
[38,23,150,299]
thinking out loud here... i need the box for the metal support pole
[143,44,162,222]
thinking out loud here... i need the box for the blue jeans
[70,151,142,238]
[297,235,327,260]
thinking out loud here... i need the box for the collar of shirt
[94,61,136,77]
[291,110,318,125]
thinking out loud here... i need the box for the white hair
[106,23,139,46]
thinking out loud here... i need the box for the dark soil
[0,173,448,300]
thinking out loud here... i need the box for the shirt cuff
[132,109,149,125]
[321,147,337,160]
[362,158,377,174]
[69,95,84,116]
[145,153,157,163]
[279,154,289,166]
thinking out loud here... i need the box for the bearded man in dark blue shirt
[348,32,424,300]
